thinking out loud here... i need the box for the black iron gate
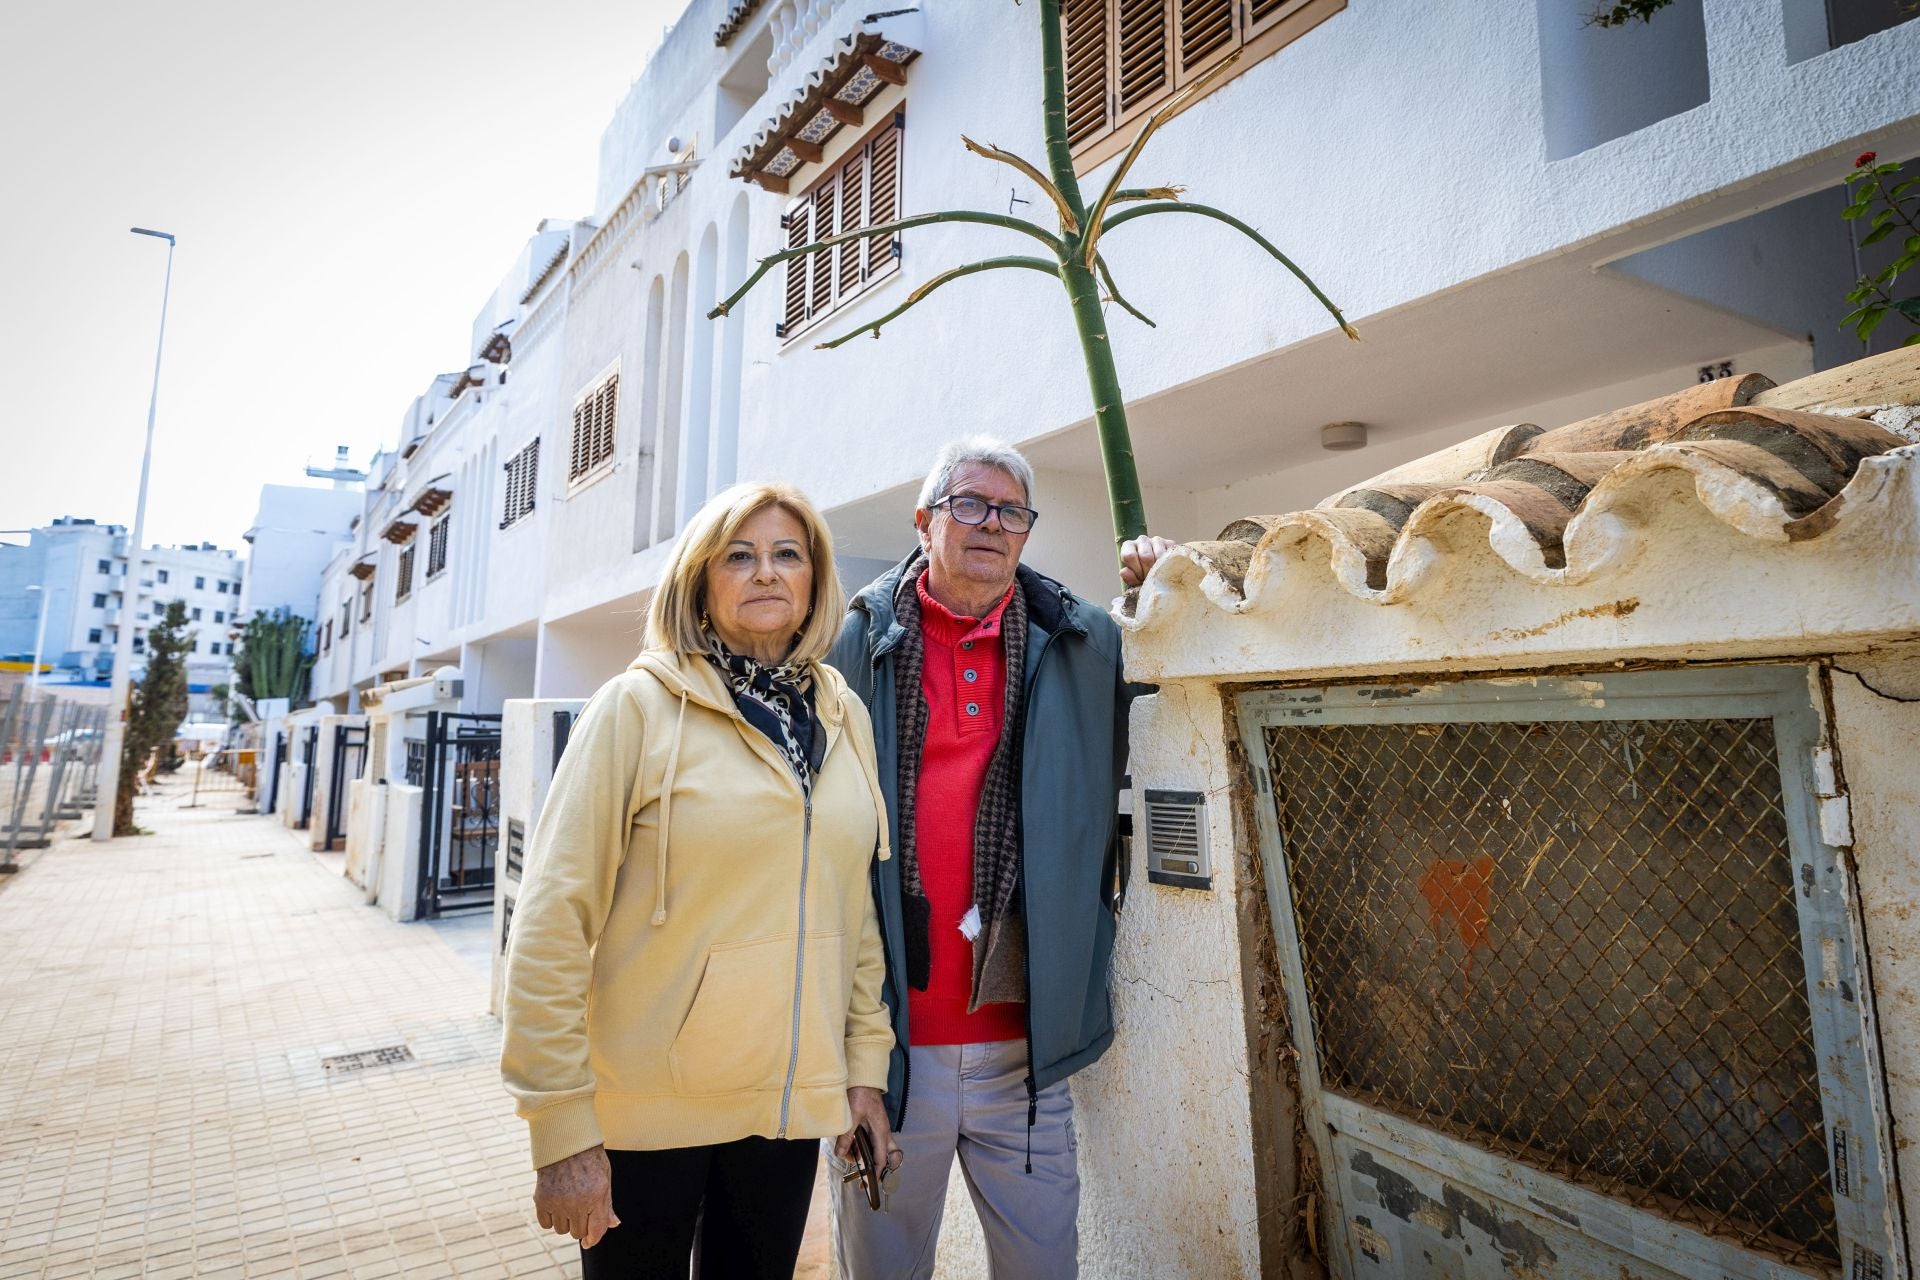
[325,724,368,850]
[416,711,501,919]
[297,725,319,828]
[265,730,286,815]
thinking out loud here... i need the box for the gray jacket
[829,554,1131,1128]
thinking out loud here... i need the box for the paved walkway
[0,779,579,1279]
[0,775,839,1280]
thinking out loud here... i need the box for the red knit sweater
[908,576,1027,1046]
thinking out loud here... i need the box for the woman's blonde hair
[645,481,846,664]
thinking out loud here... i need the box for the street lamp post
[94,227,175,842]
[25,585,48,700]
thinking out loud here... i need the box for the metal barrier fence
[0,694,110,870]
[183,748,258,810]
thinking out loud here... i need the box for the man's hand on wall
[1120,536,1179,589]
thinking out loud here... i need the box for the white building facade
[0,516,240,712]
[283,2,1920,1273]
[308,0,1920,717]
[239,482,362,626]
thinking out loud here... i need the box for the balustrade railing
[767,0,850,77]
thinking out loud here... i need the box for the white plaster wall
[492,698,585,1017]
[279,763,300,828]
[241,485,360,621]
[1828,647,1920,1261]
[1079,684,1262,1277]
[536,613,647,699]
[462,636,538,713]
[342,777,382,892]
[377,783,424,923]
[918,685,1261,1280]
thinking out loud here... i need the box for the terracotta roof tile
[729,31,918,187]
[1130,352,1919,617]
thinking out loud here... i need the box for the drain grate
[321,1045,414,1074]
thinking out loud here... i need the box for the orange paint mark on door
[1419,855,1494,994]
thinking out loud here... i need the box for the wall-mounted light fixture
[1321,421,1368,451]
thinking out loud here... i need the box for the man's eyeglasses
[932,495,1039,534]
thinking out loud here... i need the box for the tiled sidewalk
[0,779,581,1280]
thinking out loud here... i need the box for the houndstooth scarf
[890,551,1029,1009]
[704,647,826,795]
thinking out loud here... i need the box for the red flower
[1856,150,1878,168]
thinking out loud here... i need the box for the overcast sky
[1,0,681,552]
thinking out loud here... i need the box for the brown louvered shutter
[1245,0,1299,34]
[569,400,589,480]
[1175,0,1236,83]
[579,395,596,478]
[597,375,618,468]
[782,198,811,335]
[1062,0,1111,148]
[836,145,868,296]
[866,121,901,280]
[1115,0,1172,122]
[809,180,837,317]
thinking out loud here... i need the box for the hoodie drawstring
[651,688,690,926]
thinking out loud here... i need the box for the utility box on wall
[1143,788,1211,890]
[491,698,585,1016]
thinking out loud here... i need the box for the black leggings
[580,1137,820,1280]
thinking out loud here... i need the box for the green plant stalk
[1060,256,1148,544]
[1037,0,1089,222]
[1038,0,1146,550]
[706,0,1356,571]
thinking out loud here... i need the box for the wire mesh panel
[1263,714,1838,1268]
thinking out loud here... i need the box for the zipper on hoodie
[777,794,813,1138]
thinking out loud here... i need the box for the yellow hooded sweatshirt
[500,648,894,1169]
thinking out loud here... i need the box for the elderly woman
[501,481,901,1279]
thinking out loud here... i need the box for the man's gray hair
[916,435,1036,512]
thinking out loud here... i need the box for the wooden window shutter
[569,400,589,480]
[866,121,901,280]
[1245,0,1303,35]
[592,383,605,467]
[1175,0,1236,84]
[1062,0,1111,148]
[1114,0,1172,121]
[597,375,618,468]
[836,145,868,296]
[782,200,811,334]
[809,180,837,317]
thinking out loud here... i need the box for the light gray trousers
[832,1039,1080,1280]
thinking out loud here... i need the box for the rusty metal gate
[1235,666,1902,1280]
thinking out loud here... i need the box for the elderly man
[828,436,1170,1279]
